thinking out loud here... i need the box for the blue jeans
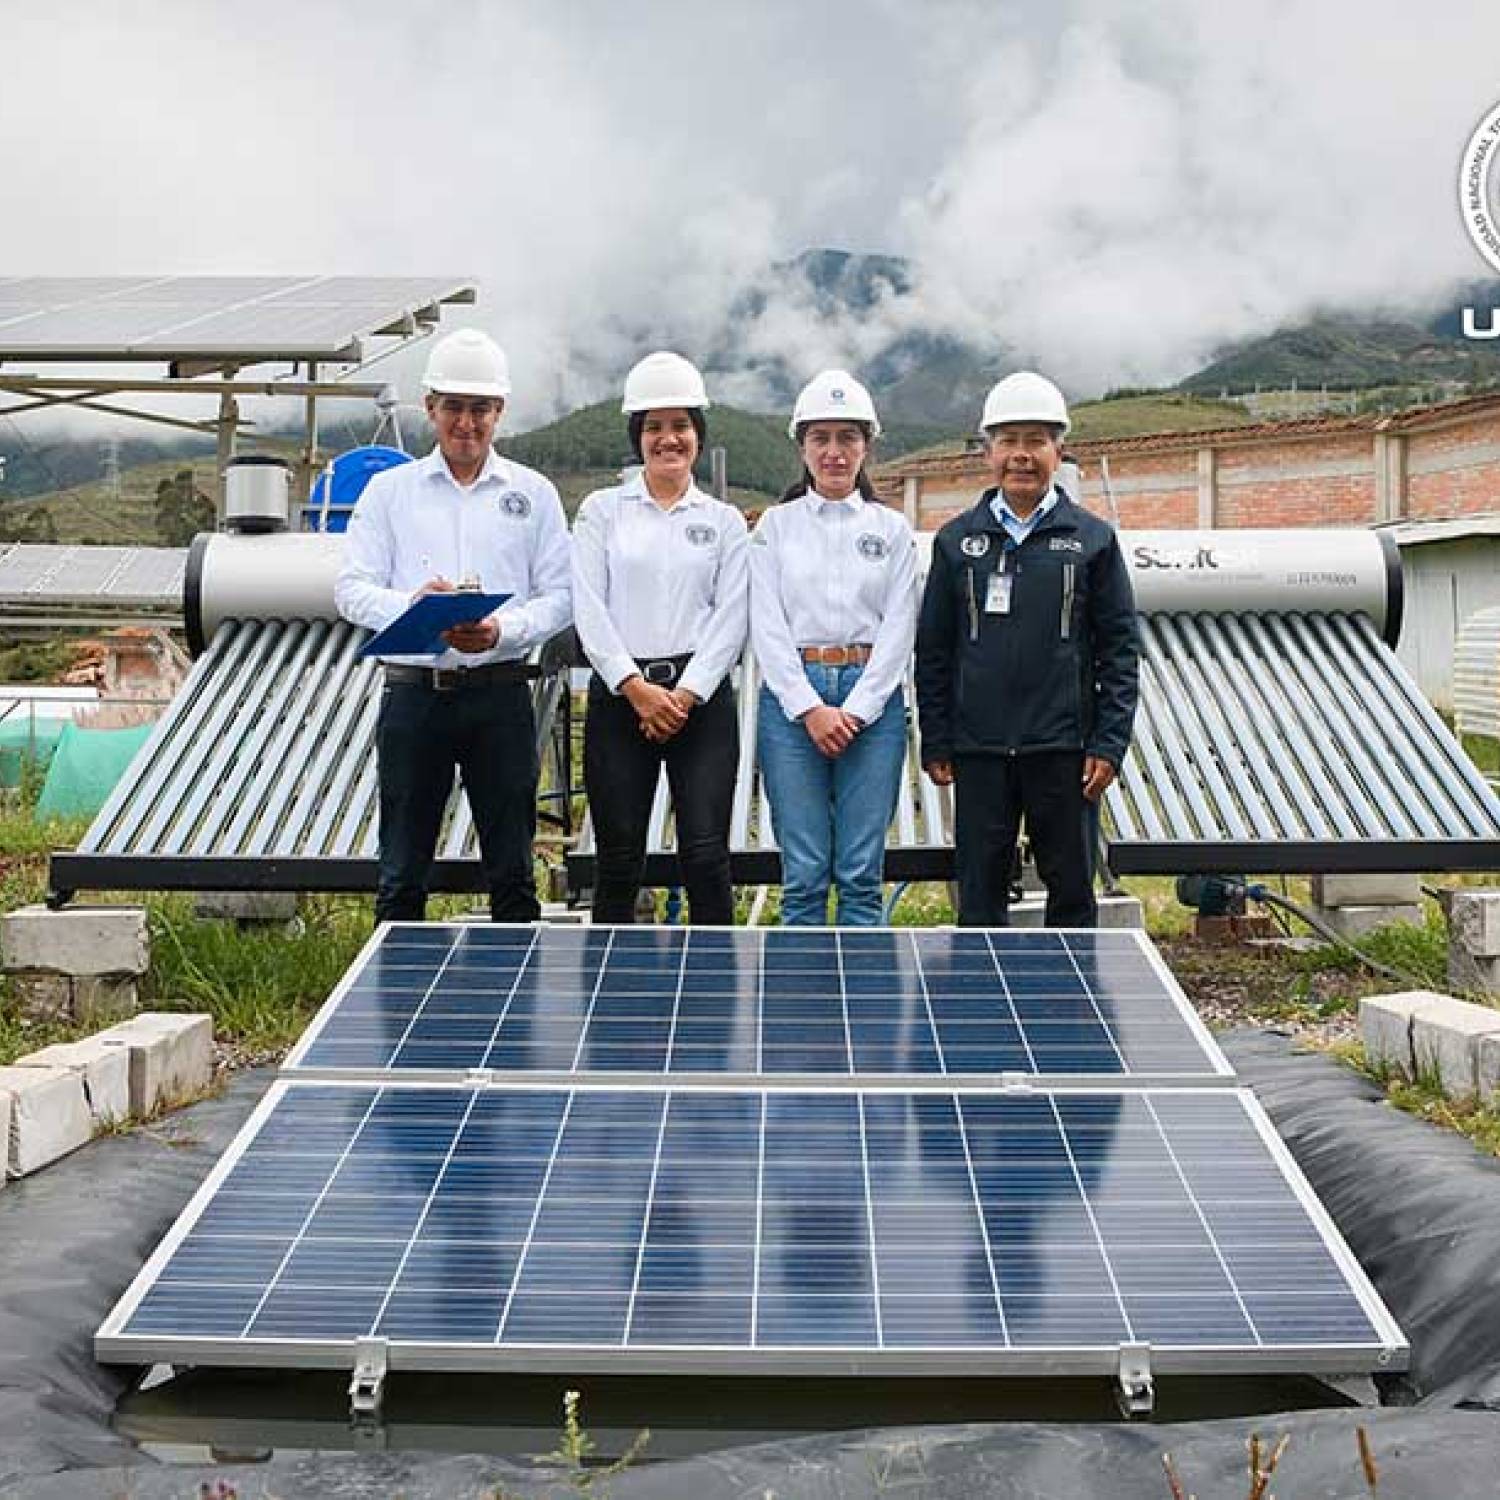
[758,665,907,926]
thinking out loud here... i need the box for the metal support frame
[1115,1343,1154,1418]
[0,371,392,511]
[348,1337,389,1422]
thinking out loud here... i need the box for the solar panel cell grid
[114,1082,1387,1362]
[286,925,1228,1082]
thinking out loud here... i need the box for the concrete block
[0,1065,93,1177]
[1007,893,1144,930]
[1449,889,1500,960]
[193,890,298,923]
[1449,944,1500,997]
[1310,873,1424,908]
[1358,991,1430,1078]
[1318,903,1423,941]
[15,1036,131,1125]
[1412,993,1500,1100]
[8,970,73,1024]
[97,1012,213,1117]
[1477,1033,1500,1101]
[0,904,149,977]
[539,902,588,925]
[8,971,138,1026]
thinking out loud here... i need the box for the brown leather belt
[383,661,535,691]
[799,643,873,666]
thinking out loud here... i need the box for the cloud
[1,0,1498,436]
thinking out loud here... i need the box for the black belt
[383,661,535,692]
[632,653,693,687]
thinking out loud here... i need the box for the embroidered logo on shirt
[960,534,991,558]
[684,524,718,547]
[856,533,889,561]
[1049,537,1084,553]
[498,490,531,519]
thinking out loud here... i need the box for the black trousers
[376,679,540,923]
[952,750,1097,927]
[584,676,738,925]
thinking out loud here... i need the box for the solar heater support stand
[1115,1343,1154,1418]
[349,1337,389,1423]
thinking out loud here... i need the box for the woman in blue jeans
[749,370,917,925]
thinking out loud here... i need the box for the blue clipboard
[360,591,511,657]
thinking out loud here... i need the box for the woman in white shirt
[749,370,917,925]
[572,352,749,924]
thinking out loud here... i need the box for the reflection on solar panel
[95,1080,1403,1373]
[284,925,1231,1084]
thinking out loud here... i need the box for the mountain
[506,398,947,504]
[704,250,997,428]
[1177,284,1500,395]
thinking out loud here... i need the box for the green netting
[35,721,154,818]
[0,716,68,789]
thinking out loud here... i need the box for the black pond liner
[4,1029,1500,1498]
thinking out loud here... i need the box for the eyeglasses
[433,397,501,419]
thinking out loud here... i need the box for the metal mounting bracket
[998,1072,1034,1093]
[464,1068,495,1088]
[349,1337,389,1423]
[1116,1342,1154,1418]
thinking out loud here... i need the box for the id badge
[985,570,1013,615]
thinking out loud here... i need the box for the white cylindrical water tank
[186,531,344,652]
[223,455,292,534]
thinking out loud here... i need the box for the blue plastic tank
[302,445,414,533]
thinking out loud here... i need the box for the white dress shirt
[572,476,749,701]
[334,447,572,667]
[749,490,917,725]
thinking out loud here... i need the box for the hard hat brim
[424,379,511,399]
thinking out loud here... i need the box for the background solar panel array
[0,276,475,359]
[116,1082,1385,1358]
[286,925,1228,1082]
[0,543,184,606]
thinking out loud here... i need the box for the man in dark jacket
[915,371,1139,926]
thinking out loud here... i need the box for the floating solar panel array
[97,924,1406,1395]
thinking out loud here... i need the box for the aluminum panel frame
[94,1078,1408,1379]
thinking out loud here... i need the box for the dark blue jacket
[915,489,1139,766]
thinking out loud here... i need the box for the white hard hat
[979,371,1070,436]
[621,351,710,414]
[422,329,511,399]
[788,370,881,438]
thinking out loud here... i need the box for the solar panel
[95,1079,1405,1375]
[0,276,475,362]
[283,924,1232,1085]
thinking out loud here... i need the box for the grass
[144,895,373,1052]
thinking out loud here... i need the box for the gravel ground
[1159,935,1364,1048]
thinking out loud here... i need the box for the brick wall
[897,396,1500,531]
[1406,407,1500,518]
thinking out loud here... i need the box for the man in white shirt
[335,328,572,922]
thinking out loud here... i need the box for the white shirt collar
[420,445,506,490]
[621,473,709,510]
[807,487,865,516]
[993,485,1060,527]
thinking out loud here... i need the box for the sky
[3,0,1500,428]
